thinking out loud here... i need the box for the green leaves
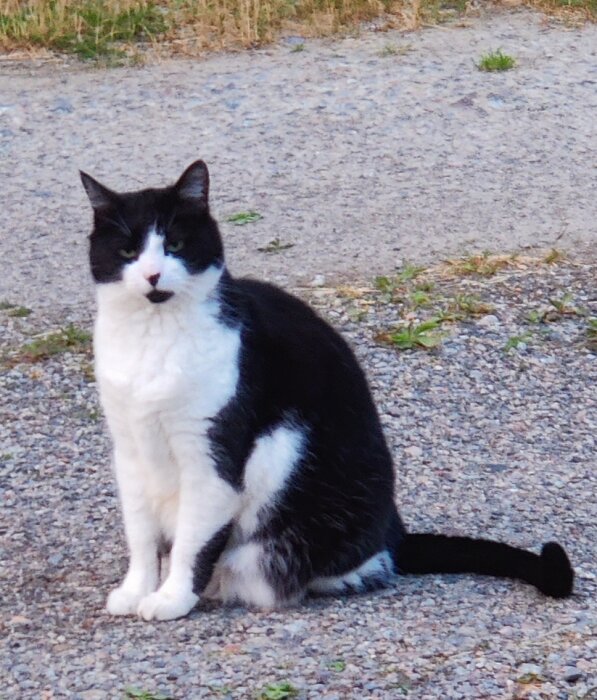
[226,211,263,225]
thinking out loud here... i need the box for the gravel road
[1,7,596,700]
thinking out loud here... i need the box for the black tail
[395,533,574,599]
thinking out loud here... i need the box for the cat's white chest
[94,293,240,414]
[94,290,241,537]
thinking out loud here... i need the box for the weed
[226,211,263,225]
[478,50,516,72]
[8,306,32,318]
[291,43,305,53]
[379,43,398,56]
[504,332,533,351]
[409,289,432,308]
[447,294,494,318]
[17,325,91,364]
[258,682,299,699]
[0,1,167,61]
[446,252,512,277]
[0,301,16,310]
[376,318,444,351]
[548,293,580,316]
[398,262,426,283]
[257,238,294,254]
[586,318,597,351]
[328,659,346,672]
[124,688,174,700]
[1,453,14,461]
[543,248,566,264]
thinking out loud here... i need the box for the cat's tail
[393,533,574,599]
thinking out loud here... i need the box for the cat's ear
[80,171,119,211]
[174,160,209,207]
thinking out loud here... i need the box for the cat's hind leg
[207,535,311,609]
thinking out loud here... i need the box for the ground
[0,7,595,700]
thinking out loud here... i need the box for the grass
[477,49,516,72]
[123,689,174,700]
[258,682,299,700]
[0,0,167,61]
[0,1,594,60]
[504,332,533,351]
[445,252,517,278]
[13,324,91,364]
[226,211,263,225]
[376,318,445,350]
[586,318,597,351]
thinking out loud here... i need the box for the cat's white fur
[96,228,305,620]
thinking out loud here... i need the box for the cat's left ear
[174,160,209,208]
[80,171,119,211]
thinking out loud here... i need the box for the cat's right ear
[80,171,119,211]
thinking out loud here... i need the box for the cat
[80,160,574,621]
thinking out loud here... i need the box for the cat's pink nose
[147,273,160,287]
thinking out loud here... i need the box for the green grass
[8,306,32,318]
[123,689,174,700]
[0,1,167,61]
[290,42,305,52]
[327,659,346,672]
[478,49,516,72]
[504,332,533,351]
[226,211,263,225]
[586,318,597,351]
[0,1,594,61]
[17,324,91,363]
[257,682,299,700]
[376,318,445,351]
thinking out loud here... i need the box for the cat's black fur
[82,161,574,604]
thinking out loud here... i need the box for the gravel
[1,6,596,700]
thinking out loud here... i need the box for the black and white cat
[81,160,574,621]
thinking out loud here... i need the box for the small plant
[257,238,294,253]
[397,262,426,283]
[409,289,432,308]
[586,318,597,351]
[291,43,305,52]
[328,659,346,672]
[8,306,32,318]
[0,301,16,310]
[124,689,174,700]
[446,252,512,278]
[379,43,398,56]
[258,682,299,699]
[226,211,263,225]
[376,318,444,350]
[18,325,91,363]
[478,50,516,72]
[548,293,579,316]
[543,248,566,264]
[447,294,494,318]
[504,332,533,351]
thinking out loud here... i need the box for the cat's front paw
[106,586,146,616]
[137,589,198,621]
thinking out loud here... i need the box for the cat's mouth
[146,290,175,304]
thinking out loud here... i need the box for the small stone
[477,314,500,329]
[404,445,423,459]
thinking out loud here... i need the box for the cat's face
[81,161,224,305]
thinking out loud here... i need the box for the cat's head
[81,160,224,306]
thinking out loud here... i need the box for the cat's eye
[165,240,184,254]
[118,248,138,259]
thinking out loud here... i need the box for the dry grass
[0,0,594,60]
